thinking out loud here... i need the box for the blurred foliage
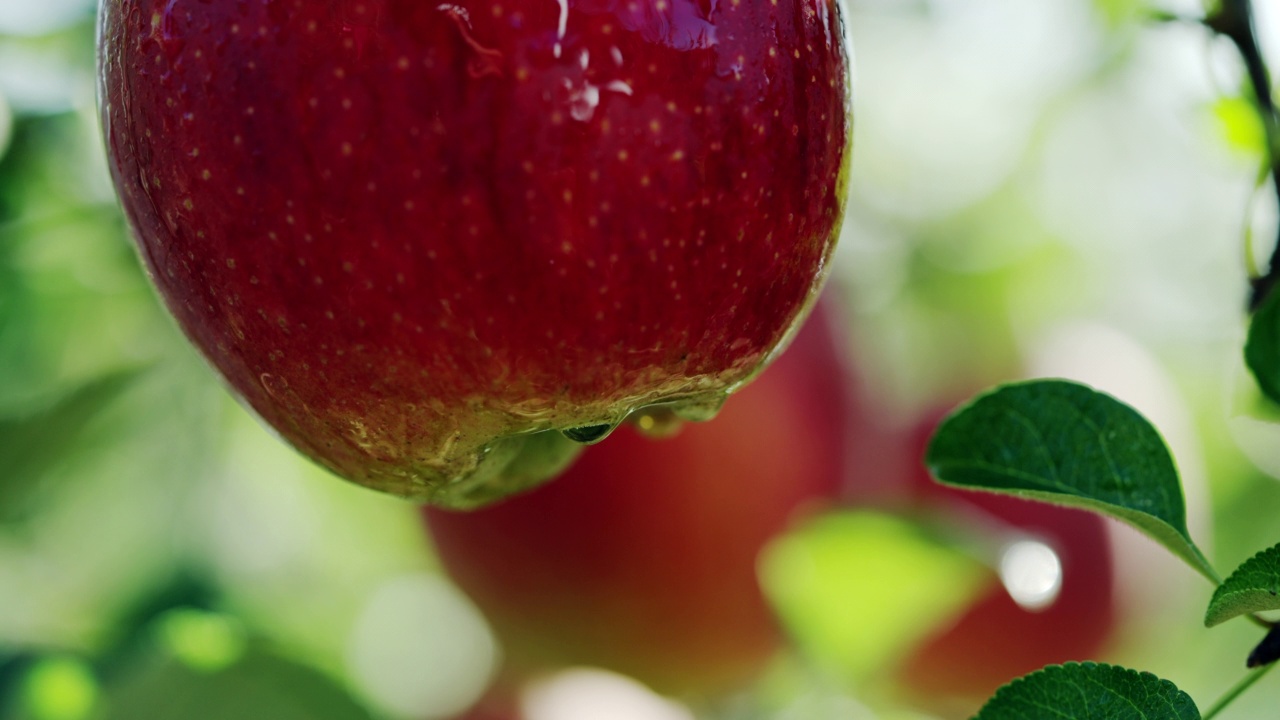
[1211,97,1269,158]
[0,655,98,720]
[760,511,988,689]
[100,640,375,720]
[0,368,142,523]
[1093,0,1150,29]
[0,610,377,720]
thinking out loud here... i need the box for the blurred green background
[3,0,1280,718]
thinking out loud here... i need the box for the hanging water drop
[561,423,616,444]
[671,392,728,423]
[630,406,684,438]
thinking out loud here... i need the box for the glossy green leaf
[1205,542,1280,627]
[1247,289,1280,408]
[926,380,1217,582]
[974,662,1199,720]
[0,367,143,518]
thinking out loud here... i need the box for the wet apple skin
[98,0,852,501]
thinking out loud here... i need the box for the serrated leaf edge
[1205,541,1280,627]
[975,661,1197,720]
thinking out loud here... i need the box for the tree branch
[1207,0,1280,309]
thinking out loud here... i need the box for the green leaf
[1247,289,1280,409]
[1205,542,1280,627]
[0,367,144,518]
[974,662,1199,720]
[926,380,1217,583]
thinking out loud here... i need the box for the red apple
[97,0,853,506]
[423,298,856,697]
[897,412,1117,713]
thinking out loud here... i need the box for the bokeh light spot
[22,656,98,720]
[346,573,497,719]
[522,668,696,720]
[156,608,249,673]
[998,539,1062,611]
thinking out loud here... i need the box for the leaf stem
[1203,662,1277,720]
[1191,546,1224,586]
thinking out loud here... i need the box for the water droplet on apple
[561,422,616,444]
[607,0,718,51]
[670,393,728,422]
[437,430,583,509]
[438,3,504,78]
[564,78,601,122]
[259,372,286,400]
[630,406,684,438]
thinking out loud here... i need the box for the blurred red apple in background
[423,298,858,698]
[453,691,521,720]
[897,411,1117,713]
[98,0,852,507]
